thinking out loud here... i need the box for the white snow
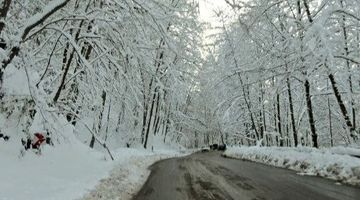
[80,148,185,200]
[0,139,185,200]
[224,146,360,186]
[328,146,360,157]
[3,66,31,96]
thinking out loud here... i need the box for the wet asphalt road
[132,151,360,200]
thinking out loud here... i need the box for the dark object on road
[210,144,218,150]
[201,148,209,152]
[218,144,226,151]
[0,133,10,141]
[3,135,10,141]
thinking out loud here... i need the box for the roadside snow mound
[0,137,185,200]
[80,149,186,200]
[0,140,113,200]
[328,146,360,157]
[224,146,360,186]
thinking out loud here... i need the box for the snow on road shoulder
[224,146,360,186]
[0,140,114,200]
[0,137,186,200]
[80,149,187,200]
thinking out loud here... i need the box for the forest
[201,0,360,148]
[0,0,359,151]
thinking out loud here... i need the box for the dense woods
[197,0,360,148]
[0,0,359,150]
[0,0,202,149]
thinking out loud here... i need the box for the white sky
[198,0,230,55]
[198,0,228,25]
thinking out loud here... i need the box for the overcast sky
[197,0,230,54]
[198,0,228,25]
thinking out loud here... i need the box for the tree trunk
[98,91,107,132]
[143,88,158,149]
[328,80,334,147]
[53,49,75,102]
[287,77,298,146]
[53,10,92,102]
[0,0,12,34]
[277,93,283,146]
[259,83,264,140]
[153,91,162,135]
[328,73,354,134]
[304,79,318,148]
[300,0,318,148]
[340,0,356,133]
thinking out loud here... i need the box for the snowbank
[0,140,112,200]
[224,146,360,186]
[0,139,184,200]
[328,146,360,157]
[80,148,185,200]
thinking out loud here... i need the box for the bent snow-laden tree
[0,0,202,151]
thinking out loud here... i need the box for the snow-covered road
[133,151,360,200]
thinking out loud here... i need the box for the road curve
[132,151,360,200]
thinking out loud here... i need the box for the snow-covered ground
[0,139,185,200]
[224,146,360,186]
[80,149,183,200]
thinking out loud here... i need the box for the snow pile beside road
[0,138,184,200]
[224,146,360,186]
[81,149,185,200]
[0,140,114,200]
[328,146,360,157]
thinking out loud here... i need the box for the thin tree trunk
[143,88,158,149]
[328,73,354,132]
[327,80,334,147]
[287,77,298,146]
[261,83,266,132]
[301,0,318,148]
[305,79,318,148]
[104,99,111,142]
[53,1,92,102]
[98,91,107,132]
[0,0,12,34]
[163,103,171,143]
[153,91,161,135]
[90,91,107,148]
[340,0,356,132]
[142,37,166,144]
[259,83,264,140]
[277,93,283,147]
[53,49,75,102]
